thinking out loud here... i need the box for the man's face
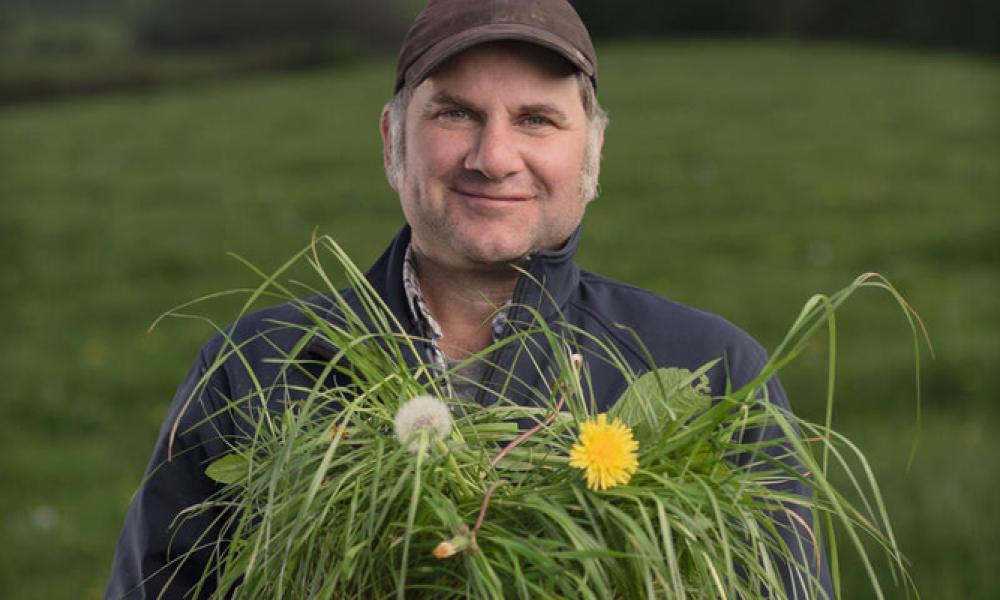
[386,43,600,271]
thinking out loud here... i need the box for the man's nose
[464,120,524,181]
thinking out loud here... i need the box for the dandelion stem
[469,354,584,546]
[398,432,426,599]
[487,353,583,471]
[436,438,473,497]
[488,394,566,470]
[472,480,505,536]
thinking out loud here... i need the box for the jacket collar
[364,224,420,336]
[516,225,583,322]
[368,223,583,323]
[307,223,583,361]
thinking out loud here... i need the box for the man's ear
[379,107,399,191]
[379,108,392,168]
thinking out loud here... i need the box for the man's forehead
[410,54,584,122]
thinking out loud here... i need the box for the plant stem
[472,480,505,536]
[487,394,566,471]
[436,438,473,497]
[470,354,583,543]
[487,353,582,471]
[398,432,426,599]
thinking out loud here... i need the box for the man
[107,0,831,597]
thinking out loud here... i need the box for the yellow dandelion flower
[568,413,639,491]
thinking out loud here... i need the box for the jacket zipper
[472,256,534,406]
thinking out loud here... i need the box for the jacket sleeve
[105,347,234,600]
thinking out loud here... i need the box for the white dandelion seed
[393,394,453,452]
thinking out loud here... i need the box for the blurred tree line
[132,0,413,54]
[136,0,1000,55]
[130,0,1000,55]
[575,0,999,55]
[1,0,997,102]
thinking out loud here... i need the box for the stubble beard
[403,162,595,269]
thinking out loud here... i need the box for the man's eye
[521,115,553,128]
[439,108,471,121]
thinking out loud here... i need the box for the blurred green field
[1,40,997,598]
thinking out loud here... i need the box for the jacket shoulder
[189,294,343,404]
[571,270,769,382]
[198,294,337,358]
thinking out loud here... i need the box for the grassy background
[1,40,997,598]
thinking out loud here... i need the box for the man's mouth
[451,188,533,201]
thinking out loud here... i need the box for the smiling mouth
[451,188,533,201]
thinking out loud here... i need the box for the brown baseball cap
[394,0,597,93]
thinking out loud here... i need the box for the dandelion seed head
[394,394,453,451]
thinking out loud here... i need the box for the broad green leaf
[610,364,715,445]
[205,452,250,484]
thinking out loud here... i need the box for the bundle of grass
[162,236,925,599]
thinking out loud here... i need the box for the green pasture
[1,40,997,598]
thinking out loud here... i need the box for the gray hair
[383,72,608,202]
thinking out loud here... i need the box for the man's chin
[453,239,533,268]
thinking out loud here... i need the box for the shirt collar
[402,243,445,342]
[402,243,511,346]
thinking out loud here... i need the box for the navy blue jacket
[106,225,831,598]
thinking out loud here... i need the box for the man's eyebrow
[518,103,570,123]
[422,92,471,113]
